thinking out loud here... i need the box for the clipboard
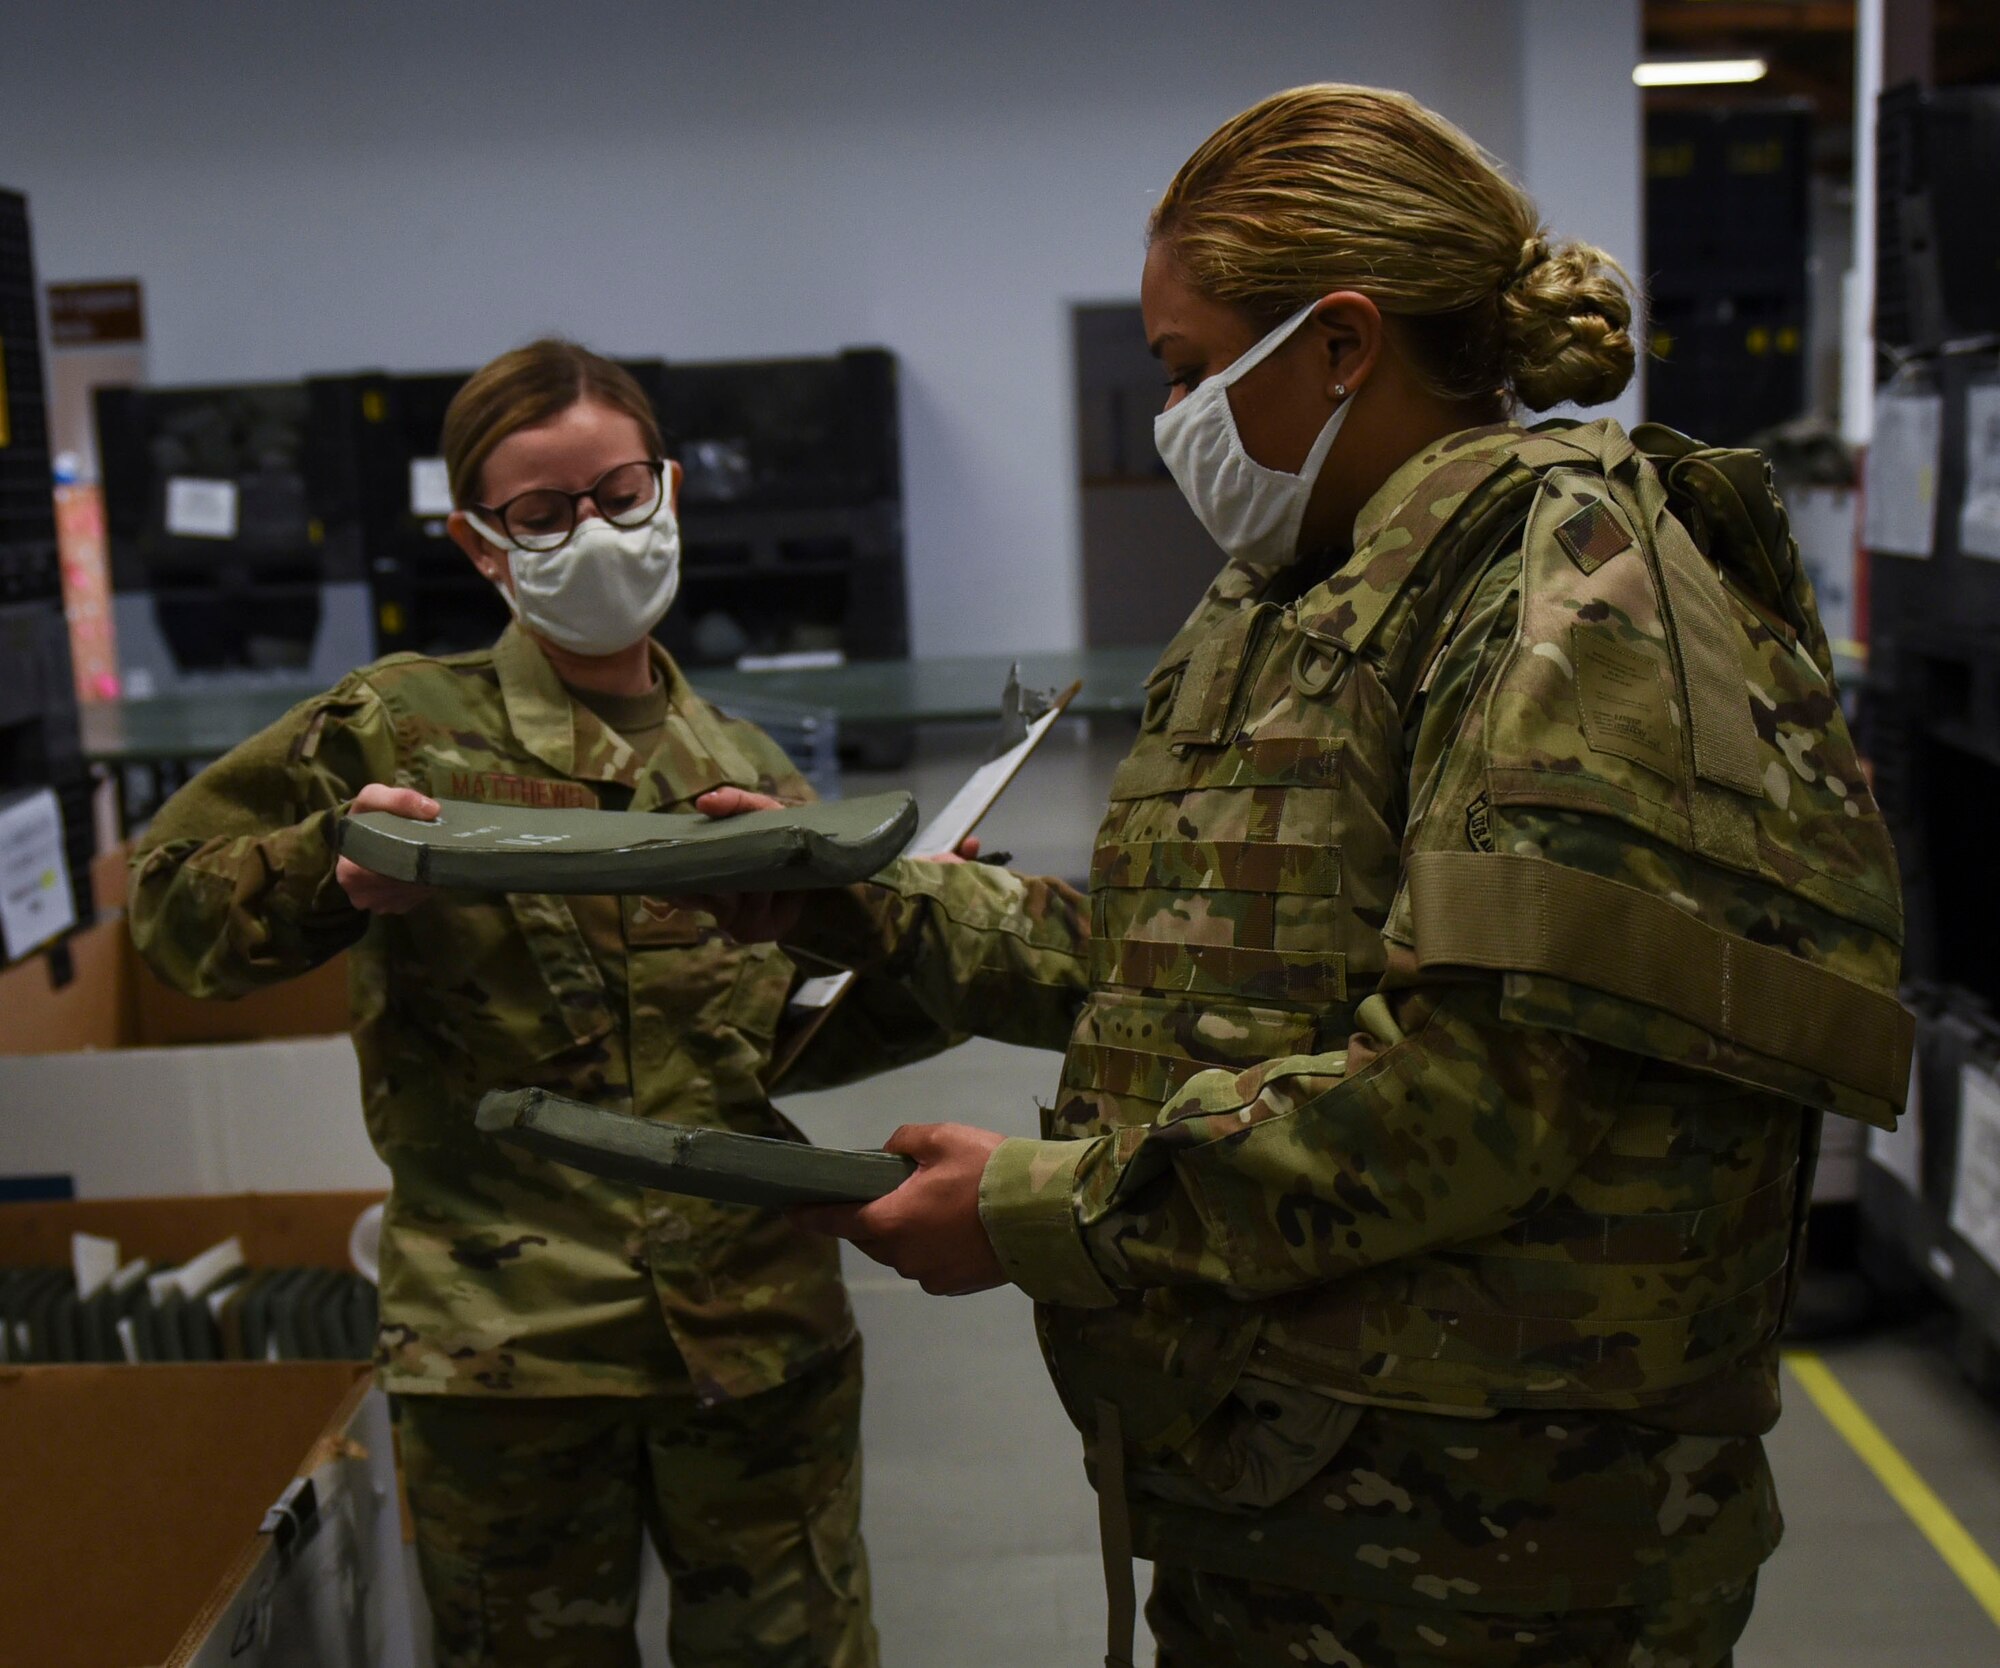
[765,669,1082,1086]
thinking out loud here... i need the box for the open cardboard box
[0,849,375,1195]
[0,844,349,1056]
[0,1361,394,1668]
[0,912,352,1056]
[0,1191,412,1667]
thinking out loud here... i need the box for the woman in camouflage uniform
[130,341,882,1668]
[741,87,1910,1667]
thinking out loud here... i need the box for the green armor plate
[338,791,918,894]
[475,1087,916,1206]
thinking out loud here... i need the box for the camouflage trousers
[1144,1565,1755,1668]
[395,1340,875,1668]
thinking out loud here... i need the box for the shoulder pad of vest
[1295,428,1541,701]
[1387,425,1913,1129]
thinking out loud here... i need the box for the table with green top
[79,647,1163,823]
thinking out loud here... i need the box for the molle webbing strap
[1093,1399,1138,1668]
[1168,605,1263,745]
[1630,472,1766,798]
[1524,426,1764,801]
[1406,851,1915,1111]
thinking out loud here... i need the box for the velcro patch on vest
[444,770,599,809]
[1574,631,1679,781]
[1554,496,1633,574]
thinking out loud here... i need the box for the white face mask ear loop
[463,511,524,618]
[1273,379,1357,558]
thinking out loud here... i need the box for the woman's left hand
[795,1123,1009,1295]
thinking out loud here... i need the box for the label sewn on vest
[446,770,600,809]
[1574,631,1678,781]
[1554,496,1633,574]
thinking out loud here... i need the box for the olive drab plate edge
[476,1087,916,1207]
[337,790,918,894]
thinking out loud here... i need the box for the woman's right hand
[334,784,441,914]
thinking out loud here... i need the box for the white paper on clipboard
[768,676,1083,1086]
[912,679,1083,856]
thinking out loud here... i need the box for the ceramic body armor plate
[338,791,917,894]
[476,1088,916,1206]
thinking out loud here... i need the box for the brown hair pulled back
[442,338,664,510]
[1152,85,1638,411]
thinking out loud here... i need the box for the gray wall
[0,0,1638,656]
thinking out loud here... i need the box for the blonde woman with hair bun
[735,83,1906,1668]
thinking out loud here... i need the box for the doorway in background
[1072,303,1217,648]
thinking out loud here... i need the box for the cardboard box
[0,1362,410,1668]
[0,1189,382,1271]
[0,912,352,1056]
[0,1193,413,1667]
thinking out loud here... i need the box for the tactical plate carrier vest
[1043,421,1912,1452]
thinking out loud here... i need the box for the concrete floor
[656,720,2000,1665]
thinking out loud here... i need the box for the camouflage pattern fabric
[129,625,872,1402]
[1145,1563,1754,1668]
[787,421,1905,1620]
[398,1339,875,1668]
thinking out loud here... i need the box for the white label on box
[1949,1063,2000,1275]
[1958,385,2000,562]
[0,788,77,960]
[164,475,240,539]
[409,456,454,517]
[1863,388,1942,558]
[1868,1051,1923,1196]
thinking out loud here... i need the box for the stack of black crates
[94,377,375,693]
[1644,105,1812,446]
[342,361,667,661]
[654,350,907,671]
[143,346,916,676]
[0,187,93,959]
[1860,83,2000,1388]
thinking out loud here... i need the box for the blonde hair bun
[1154,84,1641,413]
[1500,235,1637,411]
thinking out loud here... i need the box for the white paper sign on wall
[1950,1062,2000,1276]
[1868,1051,1924,1198]
[1958,384,2000,562]
[0,787,77,960]
[164,476,240,540]
[1863,388,1943,559]
[409,457,454,518]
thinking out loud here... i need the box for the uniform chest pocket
[505,891,617,1054]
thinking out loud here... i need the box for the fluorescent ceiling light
[1634,58,1770,88]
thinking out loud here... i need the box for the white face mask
[1153,303,1352,567]
[467,495,682,657]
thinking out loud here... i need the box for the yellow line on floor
[1786,1349,2000,1630]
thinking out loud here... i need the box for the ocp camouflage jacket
[130,626,875,1402]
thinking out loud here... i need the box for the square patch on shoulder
[1554,497,1634,574]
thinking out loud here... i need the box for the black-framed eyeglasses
[472,459,666,553]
